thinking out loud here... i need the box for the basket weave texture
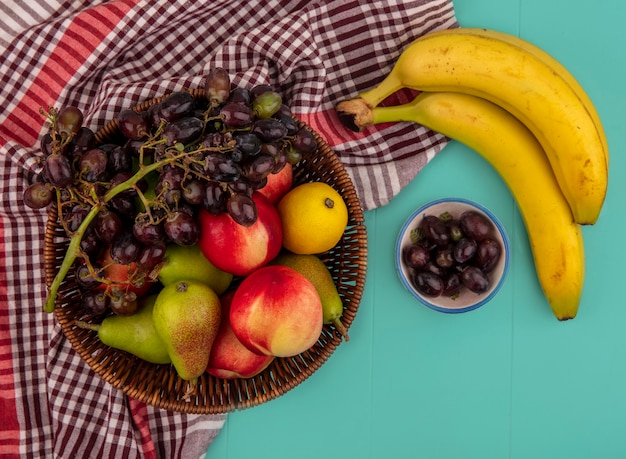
[44,89,368,414]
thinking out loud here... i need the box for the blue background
[207,0,626,457]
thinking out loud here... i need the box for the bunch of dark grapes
[402,210,503,298]
[26,68,318,315]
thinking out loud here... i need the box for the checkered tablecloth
[0,1,456,457]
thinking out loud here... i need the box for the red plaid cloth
[0,1,456,457]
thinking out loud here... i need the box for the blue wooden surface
[207,0,626,457]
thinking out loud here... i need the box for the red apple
[230,265,323,357]
[257,163,293,204]
[207,290,274,379]
[197,192,283,277]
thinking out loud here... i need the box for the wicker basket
[43,88,368,414]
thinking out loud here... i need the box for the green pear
[157,243,233,295]
[152,280,221,382]
[272,252,349,341]
[74,294,171,364]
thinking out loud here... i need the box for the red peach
[257,163,293,204]
[207,290,274,379]
[230,265,323,357]
[197,192,283,277]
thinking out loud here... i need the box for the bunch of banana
[335,28,609,320]
[337,27,608,226]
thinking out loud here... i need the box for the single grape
[475,239,502,273]
[270,146,288,173]
[419,214,450,247]
[66,203,90,233]
[107,145,133,174]
[133,217,165,245]
[164,211,200,245]
[460,210,494,241]
[44,153,73,188]
[250,84,273,100]
[181,179,205,206]
[203,152,240,182]
[41,133,54,155]
[117,109,149,140]
[453,237,477,264]
[460,266,490,293]
[56,106,84,137]
[78,148,109,182]
[284,144,302,165]
[226,87,251,105]
[80,229,101,257]
[403,244,430,269]
[241,153,275,182]
[75,263,102,290]
[423,261,447,278]
[251,119,288,142]
[442,273,462,297]
[220,102,253,128]
[252,90,282,119]
[110,232,141,264]
[72,127,96,153]
[109,290,139,316]
[434,246,455,269]
[137,240,167,270]
[205,67,231,105]
[413,270,444,297]
[23,182,54,209]
[162,116,203,146]
[235,132,262,156]
[228,179,253,196]
[227,193,257,226]
[158,91,195,123]
[275,113,298,136]
[155,166,184,205]
[446,219,464,242]
[276,103,293,117]
[94,209,123,244]
[203,181,228,214]
[80,290,110,315]
[291,127,317,154]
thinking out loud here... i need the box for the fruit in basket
[272,252,349,341]
[32,69,321,313]
[156,243,232,294]
[96,246,153,299]
[230,265,323,357]
[338,90,584,320]
[277,182,348,254]
[197,192,283,277]
[207,290,274,379]
[153,280,222,382]
[256,162,293,204]
[74,294,171,364]
[335,27,608,225]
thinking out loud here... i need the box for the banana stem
[370,98,425,125]
[358,71,404,108]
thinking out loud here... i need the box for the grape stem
[45,149,192,313]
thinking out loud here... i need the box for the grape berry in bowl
[396,198,510,313]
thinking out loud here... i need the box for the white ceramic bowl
[395,198,510,314]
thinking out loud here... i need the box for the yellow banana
[338,28,608,225]
[366,91,585,320]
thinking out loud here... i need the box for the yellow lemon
[277,182,348,254]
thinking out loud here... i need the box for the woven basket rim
[44,88,368,414]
